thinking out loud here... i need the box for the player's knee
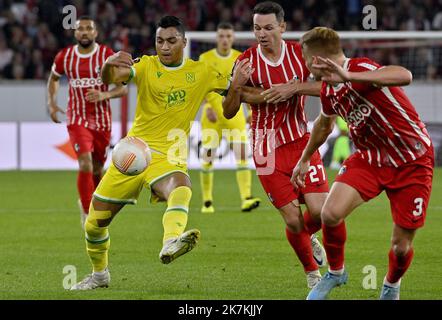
[168,186,192,206]
[321,205,342,227]
[283,212,303,233]
[286,221,303,233]
[92,164,103,177]
[391,239,412,257]
[85,217,106,237]
[307,205,322,222]
[78,158,93,172]
[87,205,113,228]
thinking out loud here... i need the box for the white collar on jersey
[257,40,286,67]
[214,49,233,59]
[74,43,99,58]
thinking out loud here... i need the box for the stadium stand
[2,0,442,79]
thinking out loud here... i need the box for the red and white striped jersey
[321,57,432,167]
[52,43,115,131]
[237,40,310,155]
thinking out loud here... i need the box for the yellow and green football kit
[94,55,230,205]
[198,49,260,213]
[83,55,230,274]
[199,49,247,149]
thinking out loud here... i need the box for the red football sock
[93,173,101,189]
[303,210,322,235]
[322,222,346,271]
[386,247,414,284]
[77,171,94,214]
[285,227,317,272]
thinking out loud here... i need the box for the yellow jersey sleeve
[206,63,230,96]
[129,55,149,86]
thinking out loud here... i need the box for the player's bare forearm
[240,86,265,104]
[105,84,128,99]
[294,81,321,97]
[300,114,336,162]
[349,66,412,87]
[101,62,120,84]
[46,72,65,123]
[222,86,242,119]
[101,63,130,85]
[46,73,59,107]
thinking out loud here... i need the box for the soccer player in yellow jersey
[71,16,231,290]
[199,22,261,214]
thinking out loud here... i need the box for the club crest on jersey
[74,143,80,153]
[185,72,195,83]
[338,165,347,175]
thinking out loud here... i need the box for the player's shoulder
[56,45,75,57]
[238,45,258,60]
[231,49,242,58]
[348,57,382,71]
[134,54,156,65]
[285,40,302,50]
[98,43,115,53]
[199,49,216,60]
[187,57,204,67]
[187,58,213,74]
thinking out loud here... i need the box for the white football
[112,136,151,176]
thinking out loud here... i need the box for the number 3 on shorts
[308,164,326,183]
[413,197,424,217]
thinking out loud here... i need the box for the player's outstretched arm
[85,84,128,103]
[347,65,412,87]
[222,59,254,119]
[46,71,65,123]
[261,80,322,104]
[241,86,265,104]
[291,113,336,188]
[314,57,412,87]
[101,51,133,85]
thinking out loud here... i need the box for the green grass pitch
[0,168,441,300]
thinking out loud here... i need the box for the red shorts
[67,125,111,164]
[335,148,434,229]
[255,135,329,209]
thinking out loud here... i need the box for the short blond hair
[300,27,343,56]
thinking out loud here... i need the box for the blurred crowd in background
[1,0,442,80]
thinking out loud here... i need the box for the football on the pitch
[112,136,151,176]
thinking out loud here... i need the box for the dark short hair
[217,22,234,31]
[253,1,285,23]
[76,16,96,29]
[157,16,185,37]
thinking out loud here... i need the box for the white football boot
[159,229,201,264]
[306,269,322,289]
[70,269,110,290]
[311,234,327,268]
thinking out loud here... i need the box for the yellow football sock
[162,186,192,243]
[84,207,112,273]
[236,160,251,201]
[200,162,213,203]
